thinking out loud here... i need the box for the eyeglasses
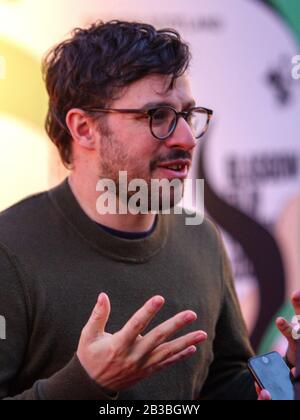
[83,105,213,140]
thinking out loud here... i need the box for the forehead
[116,74,194,107]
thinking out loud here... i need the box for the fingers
[84,293,111,339]
[145,330,207,367]
[276,317,294,343]
[138,310,198,355]
[255,383,271,400]
[258,390,272,401]
[291,291,300,316]
[276,291,300,341]
[276,313,300,343]
[255,382,261,396]
[276,291,300,368]
[118,296,165,345]
[151,345,198,373]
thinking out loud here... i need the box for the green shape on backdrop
[0,38,47,131]
[267,0,300,44]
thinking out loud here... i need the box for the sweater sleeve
[199,232,257,400]
[0,244,117,400]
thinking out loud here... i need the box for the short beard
[96,121,185,212]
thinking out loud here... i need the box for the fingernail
[98,293,104,306]
[187,346,197,355]
[293,292,300,302]
[277,318,285,326]
[184,312,197,322]
[195,332,207,342]
[152,296,164,309]
[261,390,271,400]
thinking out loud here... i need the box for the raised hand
[276,291,300,367]
[77,293,207,393]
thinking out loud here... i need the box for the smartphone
[248,351,295,400]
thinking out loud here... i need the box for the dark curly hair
[42,20,191,167]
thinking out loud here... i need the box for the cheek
[112,122,162,172]
[127,137,159,166]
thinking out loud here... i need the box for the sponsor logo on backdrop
[228,153,299,180]
[84,14,224,34]
[140,15,224,32]
[292,55,300,80]
[267,55,300,104]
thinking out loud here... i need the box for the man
[0,20,297,400]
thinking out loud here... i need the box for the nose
[164,117,196,151]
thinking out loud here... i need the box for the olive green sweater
[0,179,256,400]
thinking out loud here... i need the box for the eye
[151,108,173,125]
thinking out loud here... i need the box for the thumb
[85,293,111,338]
[276,318,293,342]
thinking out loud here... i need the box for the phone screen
[248,352,295,401]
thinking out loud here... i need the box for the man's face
[96,73,197,210]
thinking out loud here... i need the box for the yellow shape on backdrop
[0,37,47,130]
[0,38,61,211]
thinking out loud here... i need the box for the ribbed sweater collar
[48,178,169,263]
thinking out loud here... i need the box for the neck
[68,172,157,233]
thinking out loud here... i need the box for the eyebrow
[141,100,196,111]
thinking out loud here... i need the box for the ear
[66,108,96,151]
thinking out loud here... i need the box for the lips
[155,160,191,179]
